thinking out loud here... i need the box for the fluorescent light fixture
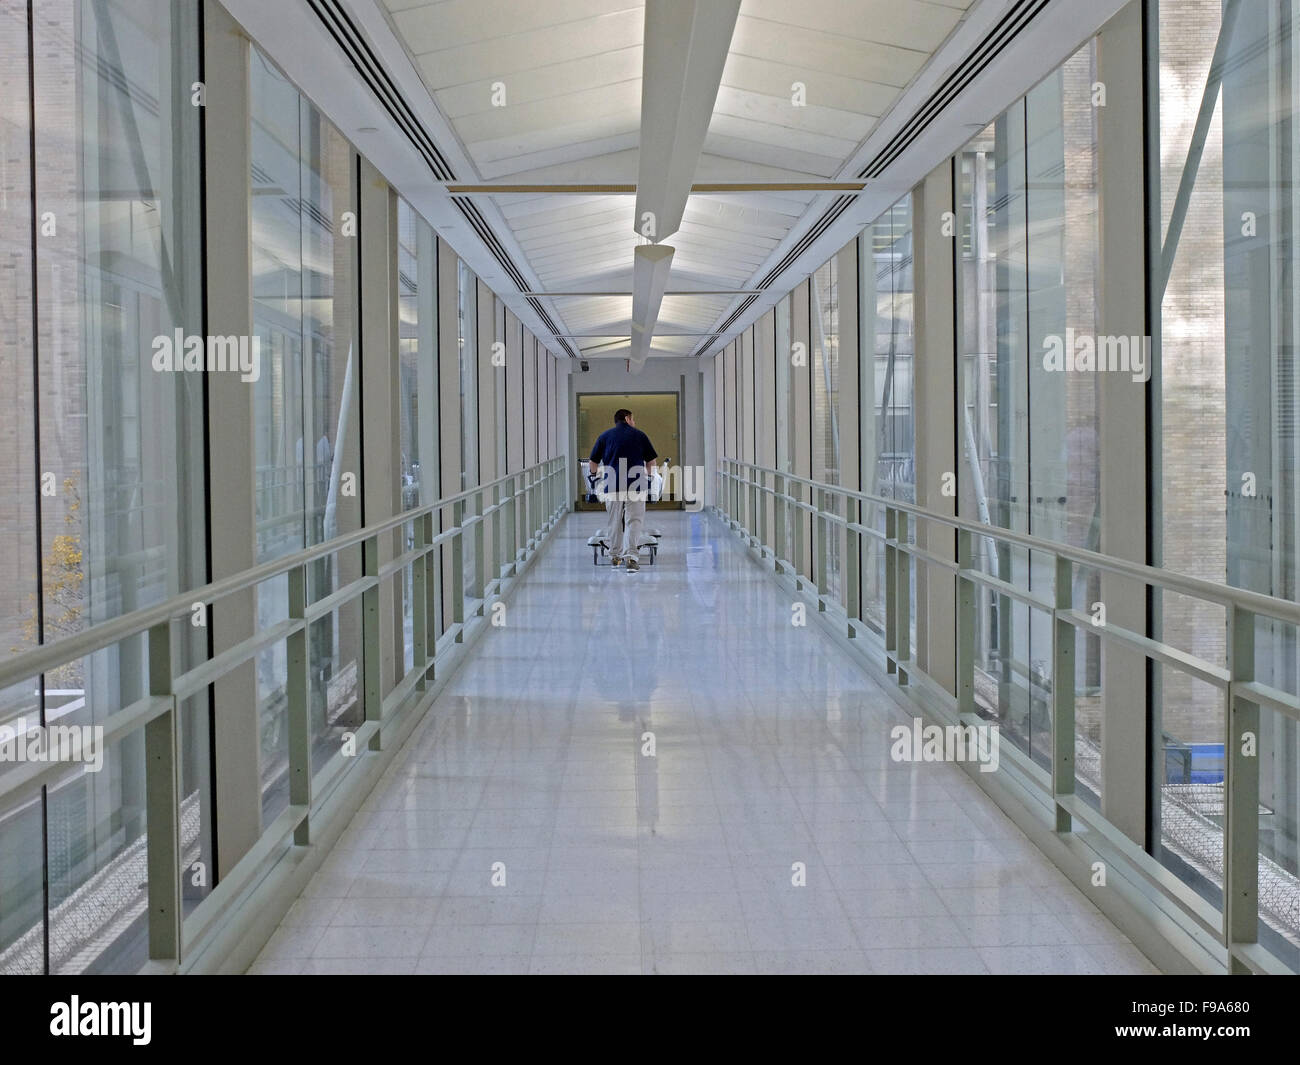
[634,0,741,242]
[629,243,675,371]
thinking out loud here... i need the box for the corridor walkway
[251,511,1158,975]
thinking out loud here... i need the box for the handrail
[717,455,1299,975]
[0,459,563,691]
[0,455,569,974]
[721,458,1300,625]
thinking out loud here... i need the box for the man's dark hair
[614,408,632,424]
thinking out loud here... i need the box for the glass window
[1,0,208,974]
[250,48,362,819]
[871,197,915,505]
[396,196,439,664]
[811,258,840,487]
[1152,0,1300,967]
[397,199,421,512]
[955,40,1101,776]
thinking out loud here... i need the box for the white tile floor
[250,511,1159,975]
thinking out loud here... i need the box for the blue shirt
[590,423,658,490]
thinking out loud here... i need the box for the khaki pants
[604,496,646,560]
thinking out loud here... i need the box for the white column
[836,242,860,613]
[436,237,461,633]
[914,164,958,694]
[203,1,260,875]
[791,280,813,577]
[1096,0,1149,844]
[359,161,399,693]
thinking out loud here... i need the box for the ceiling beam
[445,182,865,194]
[520,289,761,297]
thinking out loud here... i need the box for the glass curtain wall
[0,0,208,975]
[955,40,1100,774]
[250,47,363,819]
[1151,0,1300,965]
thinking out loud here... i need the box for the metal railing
[0,456,569,972]
[718,457,1300,975]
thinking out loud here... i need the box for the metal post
[491,483,502,583]
[1051,554,1075,833]
[1225,605,1259,971]
[846,495,860,638]
[474,488,486,614]
[523,469,533,552]
[452,500,465,641]
[362,535,383,749]
[423,512,438,680]
[956,529,976,716]
[509,473,519,568]
[816,488,828,611]
[895,511,910,685]
[773,473,786,570]
[145,621,181,962]
[733,460,740,523]
[412,520,429,691]
[792,480,805,590]
[885,506,897,674]
[287,565,312,843]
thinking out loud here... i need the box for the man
[589,408,658,571]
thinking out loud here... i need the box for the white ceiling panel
[377,0,977,357]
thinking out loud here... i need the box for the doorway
[576,392,680,509]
